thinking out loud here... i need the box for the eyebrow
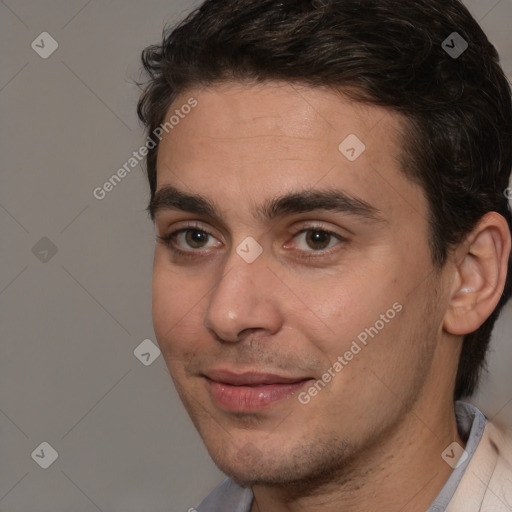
[148,184,385,225]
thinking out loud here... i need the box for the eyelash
[157,222,347,261]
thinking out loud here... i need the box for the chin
[208,435,354,491]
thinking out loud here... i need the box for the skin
[150,81,511,512]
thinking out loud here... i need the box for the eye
[157,225,220,253]
[174,228,216,249]
[291,228,344,252]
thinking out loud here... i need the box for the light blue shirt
[193,401,486,512]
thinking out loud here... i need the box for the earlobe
[443,212,511,336]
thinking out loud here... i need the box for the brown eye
[292,228,342,253]
[158,226,220,253]
[184,229,210,248]
[305,230,332,250]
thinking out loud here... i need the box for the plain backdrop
[1,1,511,510]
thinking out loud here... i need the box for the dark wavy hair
[137,0,512,400]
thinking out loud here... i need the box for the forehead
[164,82,392,150]
[154,81,425,226]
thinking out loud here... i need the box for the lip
[203,369,312,412]
[204,369,310,386]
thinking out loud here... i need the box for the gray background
[1,1,511,510]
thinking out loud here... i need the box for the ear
[444,212,511,336]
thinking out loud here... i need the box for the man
[137,0,512,510]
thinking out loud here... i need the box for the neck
[250,397,464,512]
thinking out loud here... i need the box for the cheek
[151,261,204,360]
[290,270,401,354]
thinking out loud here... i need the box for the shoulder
[485,420,512,491]
[447,417,512,511]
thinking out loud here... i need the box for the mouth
[202,369,313,412]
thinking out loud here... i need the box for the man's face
[151,82,451,486]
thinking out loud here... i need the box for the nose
[203,248,283,343]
